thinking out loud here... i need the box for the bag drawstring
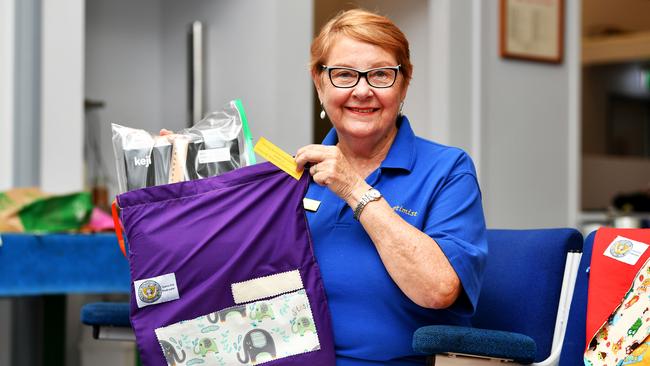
[111,200,127,258]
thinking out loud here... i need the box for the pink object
[88,207,114,231]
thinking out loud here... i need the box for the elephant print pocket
[155,289,320,365]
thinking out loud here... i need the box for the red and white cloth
[584,228,650,365]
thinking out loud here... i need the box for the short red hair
[310,9,413,85]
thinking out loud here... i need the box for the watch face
[369,189,381,199]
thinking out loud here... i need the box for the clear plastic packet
[185,99,255,180]
[112,99,255,193]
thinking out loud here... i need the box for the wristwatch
[353,188,382,220]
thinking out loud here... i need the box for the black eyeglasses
[321,65,401,88]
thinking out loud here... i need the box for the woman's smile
[345,106,380,115]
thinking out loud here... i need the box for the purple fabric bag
[117,162,335,366]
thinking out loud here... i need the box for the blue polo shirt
[305,116,487,366]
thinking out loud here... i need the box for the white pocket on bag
[155,271,321,366]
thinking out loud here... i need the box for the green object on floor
[18,192,93,232]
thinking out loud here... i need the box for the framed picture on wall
[500,0,564,63]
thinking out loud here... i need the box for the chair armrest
[81,302,134,341]
[413,325,536,364]
[81,302,131,327]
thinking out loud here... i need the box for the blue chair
[413,228,584,365]
[81,302,134,341]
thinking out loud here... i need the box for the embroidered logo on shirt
[392,205,418,217]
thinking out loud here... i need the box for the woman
[294,9,487,366]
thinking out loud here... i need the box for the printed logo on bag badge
[604,236,649,266]
[138,280,162,303]
[134,272,180,308]
[610,239,633,258]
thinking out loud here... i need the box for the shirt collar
[321,115,415,173]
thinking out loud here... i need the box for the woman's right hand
[294,144,367,205]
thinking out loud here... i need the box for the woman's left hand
[295,144,367,202]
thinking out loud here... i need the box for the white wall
[478,0,579,228]
[85,0,164,198]
[40,0,85,193]
[85,0,163,128]
[160,0,313,154]
[424,0,580,229]
[0,0,12,348]
[428,0,479,156]
[356,0,432,141]
[1,2,15,361]
[0,0,14,191]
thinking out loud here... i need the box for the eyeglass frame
[321,65,401,89]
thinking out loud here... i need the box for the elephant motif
[250,302,275,322]
[291,316,316,336]
[159,340,186,366]
[194,337,219,357]
[208,304,247,323]
[237,329,276,364]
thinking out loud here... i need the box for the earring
[398,101,404,116]
[320,104,326,120]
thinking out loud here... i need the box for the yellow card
[254,137,303,180]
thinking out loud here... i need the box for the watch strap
[353,188,381,220]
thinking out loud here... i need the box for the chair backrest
[559,230,594,365]
[472,228,583,362]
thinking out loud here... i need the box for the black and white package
[111,99,255,193]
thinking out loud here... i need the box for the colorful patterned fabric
[584,229,650,366]
[155,290,319,365]
[585,256,650,365]
[619,338,650,365]
[116,162,335,366]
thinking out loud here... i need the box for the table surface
[0,233,131,296]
